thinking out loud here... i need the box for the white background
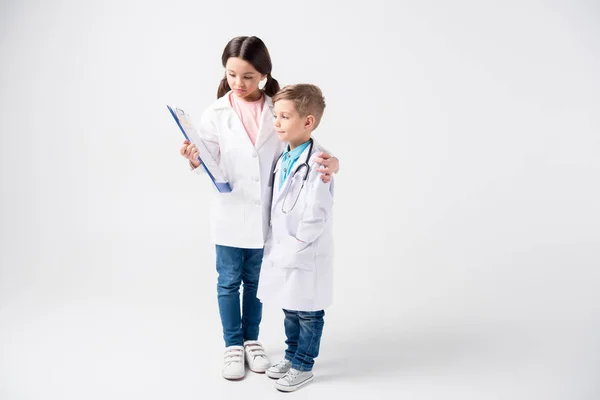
[1,0,599,399]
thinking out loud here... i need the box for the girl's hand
[314,152,339,183]
[180,140,200,168]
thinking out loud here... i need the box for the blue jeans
[283,309,325,372]
[215,245,264,347]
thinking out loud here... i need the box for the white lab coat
[193,92,285,248]
[257,142,335,311]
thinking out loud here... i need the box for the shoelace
[281,368,301,383]
[224,348,243,366]
[272,360,290,369]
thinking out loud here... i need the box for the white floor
[1,244,597,400]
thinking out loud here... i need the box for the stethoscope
[269,138,314,214]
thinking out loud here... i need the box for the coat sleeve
[190,108,221,174]
[294,158,334,244]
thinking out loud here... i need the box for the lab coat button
[252,153,257,158]
[254,177,259,182]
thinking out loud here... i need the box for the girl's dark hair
[217,36,280,98]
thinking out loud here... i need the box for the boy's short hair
[273,84,326,130]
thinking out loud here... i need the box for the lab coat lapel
[254,96,276,150]
[272,144,312,205]
[220,91,260,151]
[272,156,289,205]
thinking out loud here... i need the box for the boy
[257,84,335,392]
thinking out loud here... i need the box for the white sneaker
[222,345,245,380]
[274,368,314,392]
[243,340,271,373]
[266,359,292,379]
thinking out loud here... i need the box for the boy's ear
[305,115,315,130]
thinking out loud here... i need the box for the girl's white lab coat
[194,92,285,249]
[257,142,335,311]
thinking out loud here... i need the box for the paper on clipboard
[167,105,231,193]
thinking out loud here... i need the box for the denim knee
[217,270,242,295]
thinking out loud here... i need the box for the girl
[179,36,339,381]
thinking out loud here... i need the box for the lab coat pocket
[281,236,316,271]
[211,190,245,228]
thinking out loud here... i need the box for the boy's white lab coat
[194,92,285,249]
[257,142,335,311]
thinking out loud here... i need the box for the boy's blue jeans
[215,245,263,347]
[283,309,325,372]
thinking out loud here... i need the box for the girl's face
[225,57,266,101]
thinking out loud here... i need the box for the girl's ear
[305,115,315,130]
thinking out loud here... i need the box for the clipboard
[167,105,232,193]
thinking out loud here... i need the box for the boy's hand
[314,152,339,183]
[180,140,201,168]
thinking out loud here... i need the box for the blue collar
[279,140,312,189]
[283,140,311,161]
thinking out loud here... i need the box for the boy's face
[225,57,265,100]
[273,100,312,144]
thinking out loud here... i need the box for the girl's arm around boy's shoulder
[294,153,334,244]
[311,137,339,183]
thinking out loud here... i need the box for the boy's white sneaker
[222,345,245,380]
[274,368,314,392]
[243,340,270,373]
[266,359,292,379]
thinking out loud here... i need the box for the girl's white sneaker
[243,340,270,373]
[222,345,245,380]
